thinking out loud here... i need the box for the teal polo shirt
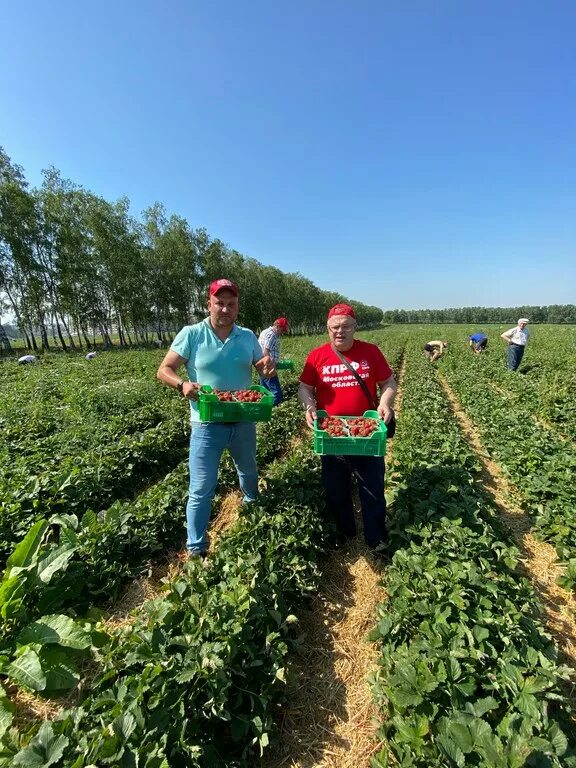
[171,318,263,422]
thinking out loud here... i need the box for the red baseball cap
[209,278,238,297]
[327,303,355,319]
[275,317,288,330]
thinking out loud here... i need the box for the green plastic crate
[198,385,274,423]
[276,359,294,371]
[313,410,387,456]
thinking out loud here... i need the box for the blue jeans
[259,375,283,406]
[507,343,525,371]
[186,422,258,552]
[321,454,386,549]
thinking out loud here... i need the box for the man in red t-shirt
[298,304,397,552]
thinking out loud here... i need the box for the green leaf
[391,688,423,708]
[3,648,46,691]
[0,575,25,618]
[6,520,49,570]
[472,625,490,643]
[446,721,474,753]
[112,712,136,741]
[522,675,551,695]
[547,722,568,755]
[467,696,499,718]
[436,733,465,766]
[41,648,80,692]
[81,510,98,531]
[18,615,91,650]
[35,546,76,584]
[455,680,476,696]
[12,721,69,767]
[448,656,461,680]
[0,684,15,738]
[376,616,394,638]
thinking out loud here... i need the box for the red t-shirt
[300,340,393,416]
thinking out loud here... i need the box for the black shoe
[369,544,390,564]
[333,532,356,549]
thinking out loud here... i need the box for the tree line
[382,305,576,325]
[0,147,383,353]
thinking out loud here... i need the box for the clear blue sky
[1,0,575,310]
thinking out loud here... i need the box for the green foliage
[439,330,576,565]
[1,326,575,766]
[1,446,330,767]
[369,341,576,767]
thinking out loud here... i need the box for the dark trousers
[507,343,525,371]
[321,454,387,549]
[259,375,283,406]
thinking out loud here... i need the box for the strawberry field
[0,325,575,767]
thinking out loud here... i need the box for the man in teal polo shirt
[156,279,275,556]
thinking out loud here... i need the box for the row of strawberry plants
[460,328,575,442]
[0,414,190,563]
[0,397,306,697]
[489,361,576,443]
[440,352,576,569]
[369,343,575,767]
[0,444,330,767]
[423,326,576,442]
[0,351,173,443]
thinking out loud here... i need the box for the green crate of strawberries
[313,410,387,456]
[198,384,274,422]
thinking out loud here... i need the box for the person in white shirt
[258,317,288,405]
[18,354,37,364]
[501,318,530,371]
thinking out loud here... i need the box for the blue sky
[1,0,575,310]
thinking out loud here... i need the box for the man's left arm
[377,375,397,423]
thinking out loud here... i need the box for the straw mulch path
[260,540,386,768]
[439,373,576,666]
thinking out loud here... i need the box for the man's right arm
[500,329,513,342]
[156,350,200,400]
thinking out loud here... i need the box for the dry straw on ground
[260,540,386,768]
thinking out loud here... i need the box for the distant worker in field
[501,318,530,371]
[423,340,448,362]
[298,303,397,555]
[468,332,488,354]
[156,278,275,558]
[85,351,97,360]
[258,317,288,406]
[18,354,37,364]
